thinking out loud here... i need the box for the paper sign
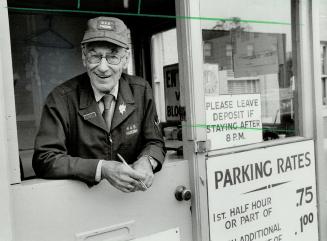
[205,94,262,150]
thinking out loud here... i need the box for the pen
[117,153,148,190]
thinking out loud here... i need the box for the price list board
[206,140,318,241]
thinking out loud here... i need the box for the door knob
[175,185,192,201]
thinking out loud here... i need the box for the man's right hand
[101,160,147,193]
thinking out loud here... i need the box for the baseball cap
[81,16,129,48]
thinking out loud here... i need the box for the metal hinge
[194,140,211,153]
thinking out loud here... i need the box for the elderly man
[33,16,165,192]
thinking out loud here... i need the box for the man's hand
[131,156,154,190]
[101,160,147,193]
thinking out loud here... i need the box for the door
[176,0,324,241]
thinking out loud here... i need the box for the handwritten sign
[205,94,262,150]
[206,140,318,241]
[164,64,181,121]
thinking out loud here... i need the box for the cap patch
[97,20,116,31]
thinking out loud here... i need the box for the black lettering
[298,153,304,168]
[263,160,272,176]
[305,152,311,166]
[254,162,263,179]
[213,113,218,121]
[291,155,298,169]
[166,71,177,87]
[206,125,211,134]
[175,91,180,101]
[224,169,233,187]
[241,164,250,182]
[233,167,242,185]
[206,102,211,110]
[173,106,179,116]
[284,156,292,171]
[167,106,171,117]
[215,171,223,189]
[277,158,284,173]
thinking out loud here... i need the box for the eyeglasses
[86,53,125,65]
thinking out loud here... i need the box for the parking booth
[1,0,327,241]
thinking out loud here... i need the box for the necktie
[102,94,114,131]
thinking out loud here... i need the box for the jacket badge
[126,124,138,135]
[83,112,97,120]
[119,103,126,115]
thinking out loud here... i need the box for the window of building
[226,44,233,57]
[227,78,260,94]
[204,42,213,57]
[247,44,254,57]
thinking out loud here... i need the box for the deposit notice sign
[205,94,262,150]
[206,140,318,241]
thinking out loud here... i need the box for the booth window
[9,13,135,179]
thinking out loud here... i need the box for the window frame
[176,0,324,241]
[1,1,21,185]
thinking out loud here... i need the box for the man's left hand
[132,156,154,190]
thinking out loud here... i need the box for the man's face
[82,41,129,93]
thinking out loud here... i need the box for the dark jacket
[33,73,165,185]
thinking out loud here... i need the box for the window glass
[200,0,297,150]
[151,29,183,160]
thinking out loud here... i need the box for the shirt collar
[91,81,119,103]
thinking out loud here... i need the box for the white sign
[164,64,181,121]
[206,94,262,150]
[207,140,318,241]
